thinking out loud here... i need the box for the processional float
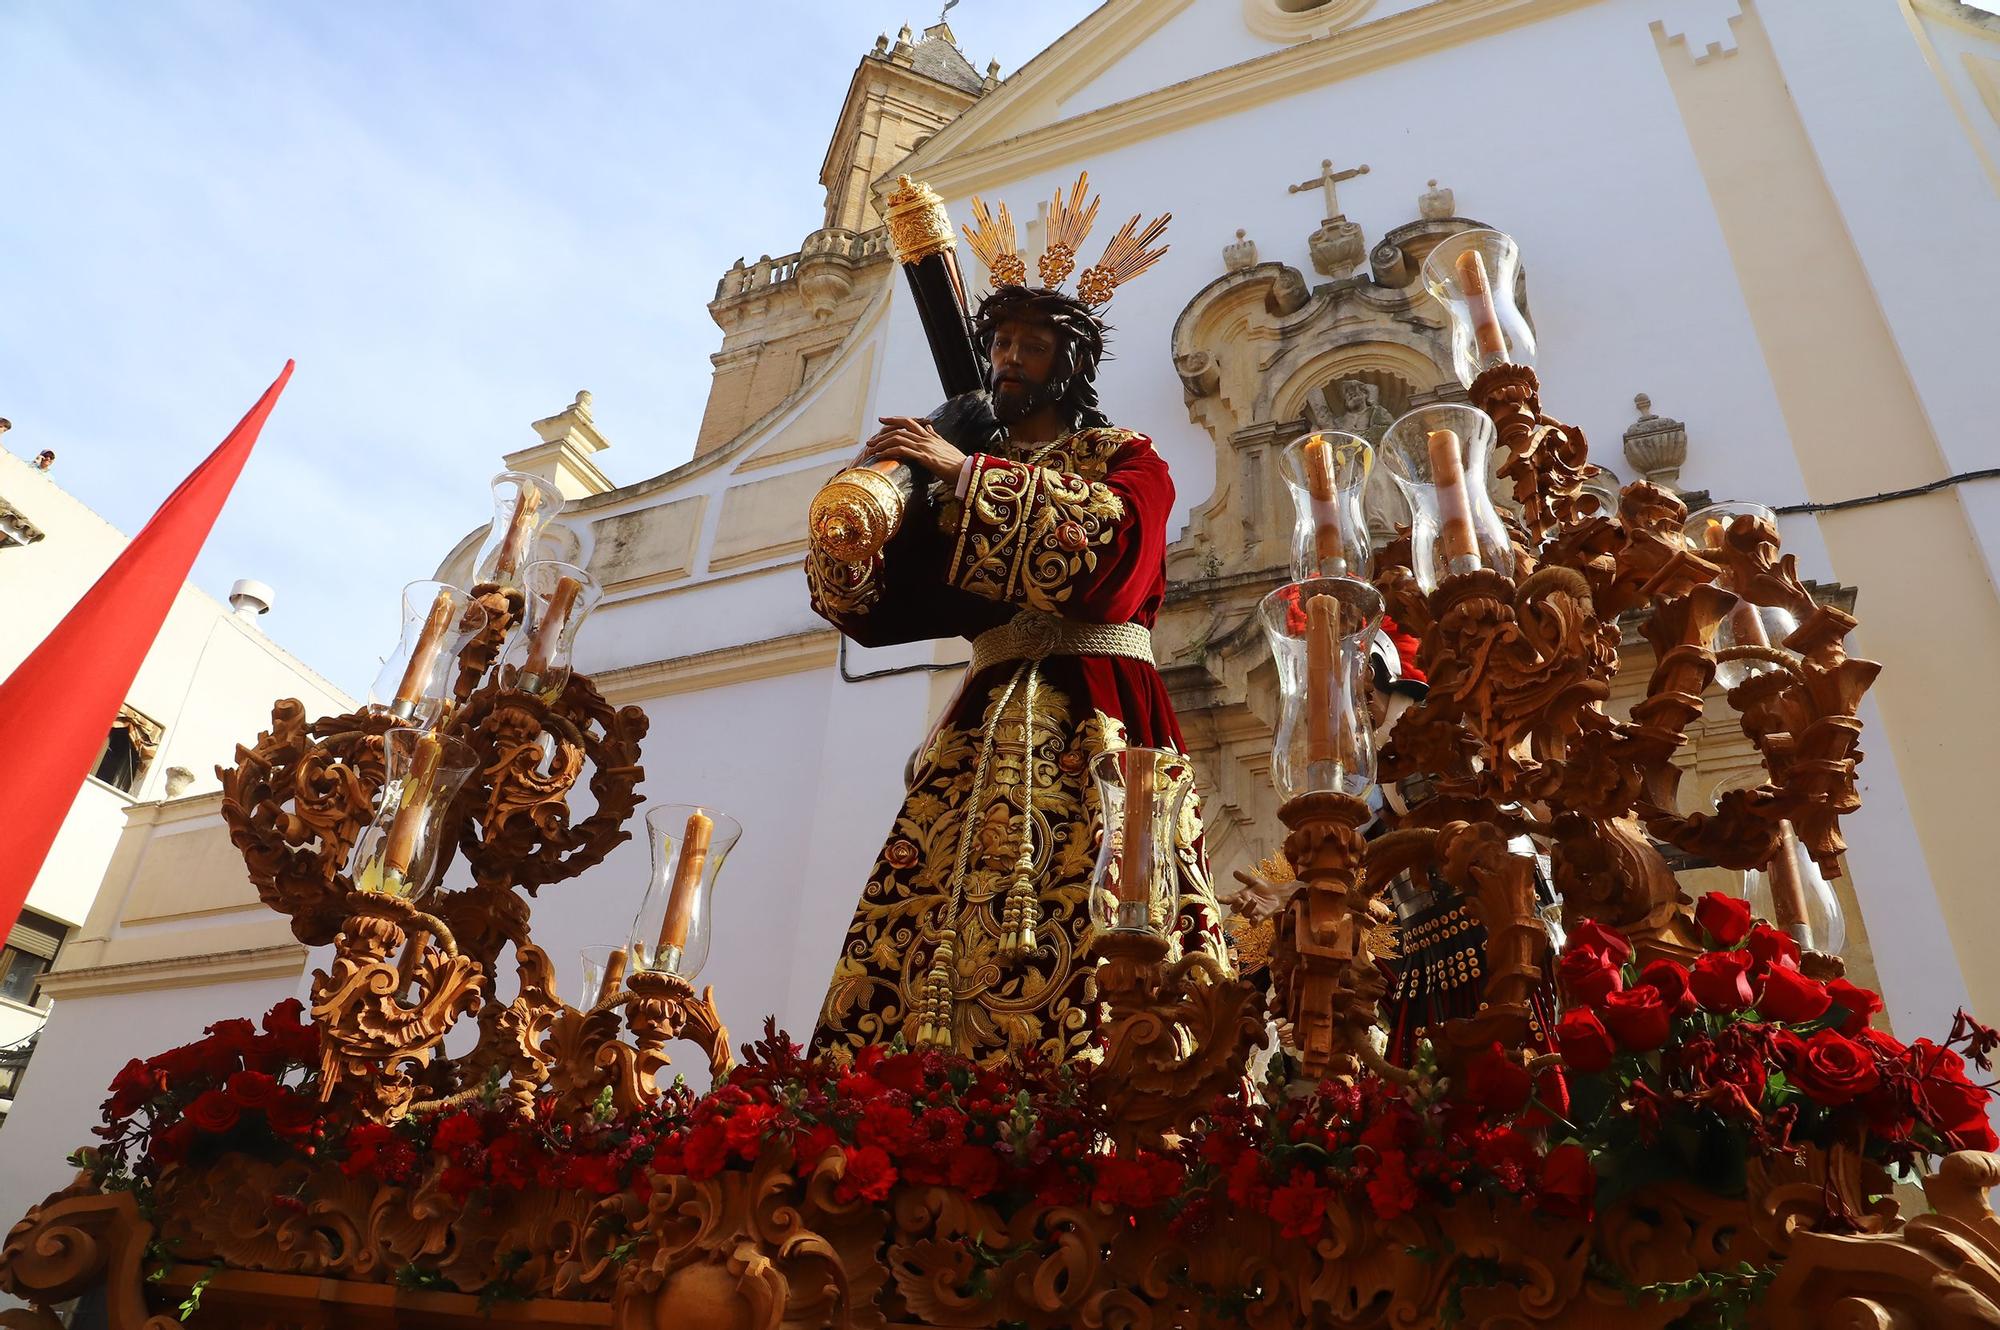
[5,183,1998,1330]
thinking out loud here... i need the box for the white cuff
[954,456,976,499]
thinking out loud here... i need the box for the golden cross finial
[1288,157,1371,221]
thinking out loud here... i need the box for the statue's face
[1340,380,1367,409]
[987,316,1061,423]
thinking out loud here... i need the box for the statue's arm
[805,476,953,647]
[940,430,1173,621]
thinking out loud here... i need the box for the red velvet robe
[805,426,1229,1065]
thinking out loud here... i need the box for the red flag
[0,362,294,940]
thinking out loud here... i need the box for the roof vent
[228,578,275,622]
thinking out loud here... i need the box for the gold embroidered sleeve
[805,539,882,622]
[944,454,1125,612]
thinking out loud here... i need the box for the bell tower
[693,23,995,458]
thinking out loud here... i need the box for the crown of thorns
[961,172,1170,309]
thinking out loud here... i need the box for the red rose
[1601,986,1672,1052]
[1538,1144,1596,1220]
[1558,946,1624,1008]
[1758,964,1831,1025]
[224,1069,284,1113]
[1689,951,1757,1012]
[1826,980,1885,1035]
[1695,892,1754,947]
[1267,1174,1332,1240]
[1565,919,1634,964]
[432,1112,484,1154]
[1913,1041,1999,1151]
[105,1058,166,1119]
[1555,1009,1617,1074]
[946,1144,1000,1198]
[184,1088,241,1136]
[1782,1029,1882,1107]
[835,1144,898,1203]
[1639,959,1695,1015]
[151,1120,196,1166]
[264,1092,320,1141]
[1462,1044,1533,1115]
[261,998,308,1036]
[1746,924,1801,973]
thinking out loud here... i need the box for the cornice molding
[593,629,840,705]
[39,944,306,1001]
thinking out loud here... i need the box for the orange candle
[1306,594,1341,768]
[595,947,628,1005]
[382,731,444,883]
[1302,436,1348,574]
[656,810,714,955]
[495,483,544,580]
[1768,820,1811,937]
[392,589,456,709]
[1119,752,1157,906]
[1427,429,1480,572]
[1455,248,1508,361]
[522,575,583,680]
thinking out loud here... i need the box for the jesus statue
[805,282,1230,1066]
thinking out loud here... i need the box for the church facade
[4,0,1998,1210]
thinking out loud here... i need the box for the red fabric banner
[0,361,294,942]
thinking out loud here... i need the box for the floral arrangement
[81,899,1995,1313]
[1548,893,1997,1197]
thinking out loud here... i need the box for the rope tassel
[914,929,957,1048]
[998,842,1041,961]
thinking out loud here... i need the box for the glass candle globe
[1378,405,1513,593]
[499,560,603,702]
[1681,501,1802,690]
[1258,577,1385,802]
[1421,228,1535,387]
[368,581,487,730]
[347,729,479,901]
[628,804,742,981]
[1279,432,1374,581]
[580,944,628,1007]
[1747,820,1846,956]
[1088,747,1196,936]
[471,472,566,591]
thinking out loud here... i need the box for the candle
[1302,436,1348,576]
[1305,594,1344,792]
[1427,429,1480,575]
[1454,248,1508,362]
[1119,751,1158,909]
[655,809,715,958]
[392,589,456,712]
[522,575,583,681]
[595,947,628,1005]
[495,482,544,581]
[382,731,444,888]
[1768,820,1813,947]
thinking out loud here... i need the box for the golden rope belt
[914,609,1157,1048]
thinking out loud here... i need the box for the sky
[0,0,1098,693]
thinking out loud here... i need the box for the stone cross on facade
[1288,157,1371,222]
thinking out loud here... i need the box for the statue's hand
[1229,867,1295,923]
[863,416,968,482]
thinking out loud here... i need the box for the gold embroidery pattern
[805,538,881,620]
[813,679,1229,1067]
[944,429,1135,609]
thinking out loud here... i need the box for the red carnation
[562,1152,620,1195]
[1758,965,1831,1025]
[1746,924,1801,973]
[1364,1150,1421,1220]
[1267,1174,1333,1240]
[1463,1044,1534,1115]
[432,1112,483,1154]
[1555,1009,1617,1074]
[1781,1029,1881,1107]
[1690,950,1757,1013]
[1538,1144,1596,1220]
[1565,919,1633,964]
[1601,986,1672,1052]
[725,1103,778,1160]
[873,1052,928,1095]
[1225,1149,1270,1209]
[1558,946,1624,1008]
[682,1121,731,1180]
[1826,979,1884,1035]
[946,1144,1000,1198]
[835,1144,898,1203]
[486,1134,537,1189]
[791,1123,840,1171]
[855,1099,920,1157]
[1695,892,1754,947]
[184,1088,241,1136]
